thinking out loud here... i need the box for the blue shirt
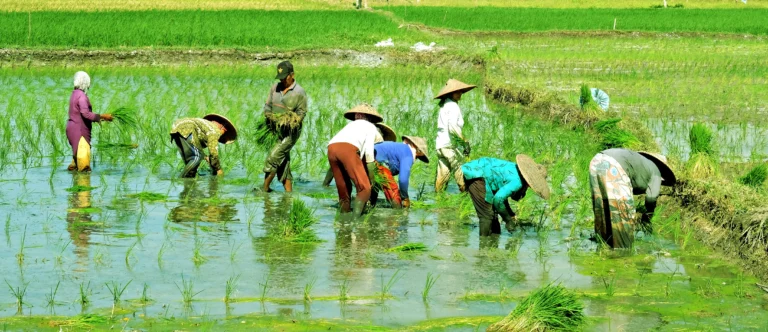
[374,142,414,200]
[462,158,525,212]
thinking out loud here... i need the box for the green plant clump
[280,199,320,243]
[686,123,718,179]
[738,164,768,188]
[487,283,585,332]
[111,107,139,131]
[388,242,428,252]
[594,118,640,149]
[689,123,714,155]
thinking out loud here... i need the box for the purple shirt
[66,89,100,155]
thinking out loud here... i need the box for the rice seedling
[193,237,208,265]
[278,199,320,243]
[594,118,640,150]
[599,272,617,296]
[45,281,61,308]
[110,107,139,131]
[157,241,169,268]
[487,283,585,332]
[339,278,351,301]
[78,281,92,306]
[105,280,132,305]
[689,123,714,155]
[422,272,439,301]
[304,277,317,302]
[224,274,240,303]
[738,164,768,188]
[16,225,26,264]
[259,273,270,302]
[176,274,203,305]
[387,242,427,252]
[254,118,279,149]
[686,123,718,179]
[380,269,404,299]
[140,283,152,304]
[5,280,29,312]
[125,240,138,268]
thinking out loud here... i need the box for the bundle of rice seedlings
[487,283,584,332]
[387,242,427,252]
[280,199,320,243]
[686,123,718,179]
[594,118,641,149]
[266,111,302,129]
[111,107,139,131]
[254,117,279,148]
[738,163,768,189]
[449,132,470,154]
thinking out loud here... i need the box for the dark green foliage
[739,164,768,188]
[384,7,768,35]
[281,199,320,243]
[254,118,279,148]
[689,123,714,155]
[579,84,594,110]
[487,283,585,331]
[387,242,428,252]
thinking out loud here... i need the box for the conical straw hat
[343,103,383,123]
[516,154,550,200]
[203,113,238,144]
[402,135,430,163]
[434,79,477,100]
[638,151,677,186]
[375,123,397,142]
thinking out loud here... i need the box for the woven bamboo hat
[516,154,550,200]
[434,79,477,100]
[344,103,383,123]
[402,135,430,163]
[375,123,397,142]
[203,113,238,144]
[638,151,677,186]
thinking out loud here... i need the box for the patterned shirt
[462,158,525,212]
[263,81,308,123]
[170,118,223,171]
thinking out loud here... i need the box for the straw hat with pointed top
[402,135,430,163]
[638,151,677,186]
[343,103,383,123]
[203,113,238,144]
[434,79,477,100]
[375,123,397,142]
[516,154,550,200]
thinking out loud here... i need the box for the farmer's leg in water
[328,142,370,213]
[263,128,300,192]
[467,178,498,236]
[172,133,202,178]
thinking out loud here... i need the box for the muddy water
[1,162,767,330]
[0,66,767,330]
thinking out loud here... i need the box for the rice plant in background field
[487,283,584,332]
[738,163,768,189]
[686,123,718,179]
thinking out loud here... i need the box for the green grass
[738,164,768,188]
[386,7,768,35]
[0,10,422,49]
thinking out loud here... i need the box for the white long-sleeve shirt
[435,99,463,149]
[329,120,379,162]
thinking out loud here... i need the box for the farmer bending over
[589,148,676,248]
[66,71,114,172]
[327,104,384,216]
[262,61,308,193]
[169,114,237,178]
[370,136,430,209]
[462,155,550,236]
[322,123,394,186]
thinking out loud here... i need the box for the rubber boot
[352,199,366,217]
[263,172,277,193]
[282,179,293,192]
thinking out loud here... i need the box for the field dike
[484,81,768,280]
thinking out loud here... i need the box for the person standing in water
[370,136,430,209]
[169,114,238,178]
[434,79,475,192]
[66,71,113,172]
[262,61,308,193]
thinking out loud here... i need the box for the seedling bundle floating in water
[487,283,584,332]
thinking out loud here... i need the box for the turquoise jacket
[462,158,525,211]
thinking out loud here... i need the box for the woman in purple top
[66,71,113,172]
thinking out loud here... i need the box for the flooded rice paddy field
[1,64,768,330]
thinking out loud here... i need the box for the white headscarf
[73,71,91,93]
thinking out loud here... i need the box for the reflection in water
[168,178,238,223]
[66,173,95,270]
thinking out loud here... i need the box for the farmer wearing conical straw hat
[169,114,237,178]
[66,71,114,172]
[327,104,384,216]
[370,135,430,209]
[589,148,676,248]
[262,61,308,193]
[461,155,550,236]
[435,79,476,192]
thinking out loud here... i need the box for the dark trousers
[466,178,515,236]
[171,133,202,178]
[328,143,372,212]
